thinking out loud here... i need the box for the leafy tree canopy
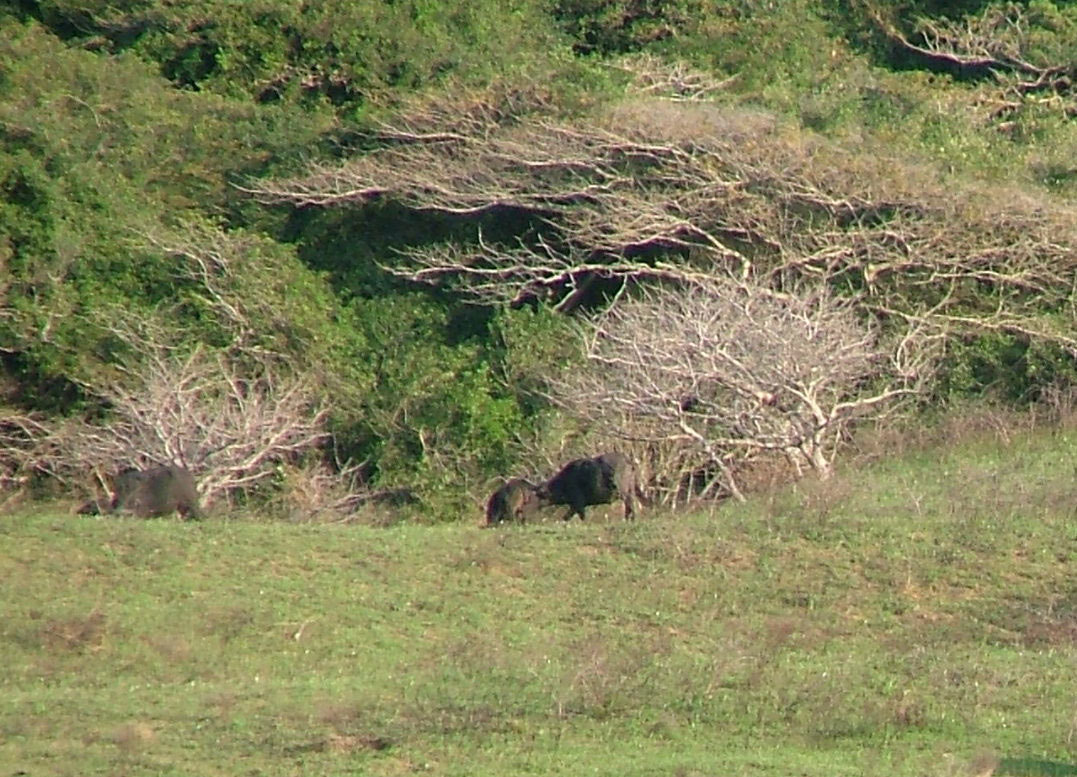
[14,0,570,109]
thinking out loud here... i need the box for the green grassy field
[2,423,1075,776]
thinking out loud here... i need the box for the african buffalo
[535,451,639,521]
[113,465,202,519]
[485,478,539,525]
[74,498,107,516]
[78,465,203,520]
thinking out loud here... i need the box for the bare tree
[868,3,1077,122]
[552,277,936,501]
[1,314,330,507]
[248,85,1077,358]
[1,216,352,511]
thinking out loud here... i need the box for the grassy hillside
[5,2,1077,515]
[2,416,1075,776]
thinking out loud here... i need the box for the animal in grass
[74,498,107,516]
[113,465,203,519]
[534,451,639,521]
[78,465,203,520]
[485,478,539,525]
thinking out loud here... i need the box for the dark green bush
[936,334,1077,405]
[16,0,568,110]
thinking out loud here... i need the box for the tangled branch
[1,321,329,507]
[250,90,1077,354]
[870,3,1077,120]
[552,277,935,501]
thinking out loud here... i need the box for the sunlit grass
[2,420,1075,776]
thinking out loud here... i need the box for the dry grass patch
[108,721,156,753]
[142,633,192,662]
[39,609,107,654]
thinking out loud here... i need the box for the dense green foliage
[3,1,1077,513]
[2,422,1075,774]
[14,0,567,106]
[0,23,333,400]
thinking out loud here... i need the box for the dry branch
[869,4,1077,119]
[551,277,933,501]
[612,53,741,102]
[250,94,1077,354]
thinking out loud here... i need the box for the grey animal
[112,465,202,519]
[74,498,107,516]
[78,465,203,520]
[534,451,639,521]
[485,478,539,525]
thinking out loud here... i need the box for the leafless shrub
[100,313,330,505]
[551,277,935,501]
[0,312,334,509]
[270,459,373,522]
[0,215,377,513]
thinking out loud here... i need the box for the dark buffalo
[113,465,202,519]
[75,498,107,516]
[79,465,203,519]
[485,478,539,525]
[535,452,639,521]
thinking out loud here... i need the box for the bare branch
[248,93,1077,355]
[612,53,741,102]
[869,4,1077,121]
[550,276,935,501]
